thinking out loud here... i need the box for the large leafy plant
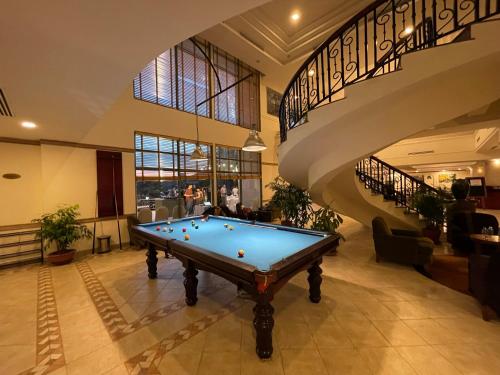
[311,206,343,236]
[412,189,445,228]
[33,205,92,252]
[267,177,313,228]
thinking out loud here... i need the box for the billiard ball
[191,220,195,226]
[238,249,245,257]
[228,226,234,231]
[182,228,187,232]
[162,227,167,232]
[224,223,228,228]
[195,225,199,229]
[184,234,190,241]
[168,227,174,233]
[167,221,171,225]
[156,226,161,231]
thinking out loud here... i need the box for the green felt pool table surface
[138,216,329,271]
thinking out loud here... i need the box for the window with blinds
[135,133,211,181]
[133,38,260,130]
[133,39,210,117]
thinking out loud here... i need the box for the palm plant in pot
[267,177,313,228]
[311,206,344,255]
[413,189,445,244]
[33,205,92,265]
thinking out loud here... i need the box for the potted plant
[311,206,344,255]
[267,177,313,228]
[33,205,92,265]
[413,189,445,244]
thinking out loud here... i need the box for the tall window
[216,145,261,210]
[134,37,260,130]
[135,133,212,217]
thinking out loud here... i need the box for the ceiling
[0,0,268,142]
[201,0,371,90]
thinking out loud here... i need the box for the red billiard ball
[156,226,161,231]
[238,249,245,257]
[182,228,187,232]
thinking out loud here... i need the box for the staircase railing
[279,0,499,142]
[356,156,438,212]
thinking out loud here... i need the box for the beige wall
[0,143,42,226]
[485,159,500,186]
[0,78,281,252]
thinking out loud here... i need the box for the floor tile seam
[394,345,467,375]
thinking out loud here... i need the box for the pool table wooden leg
[146,244,158,279]
[308,261,323,303]
[253,292,274,359]
[183,260,198,306]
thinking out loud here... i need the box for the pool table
[132,216,340,358]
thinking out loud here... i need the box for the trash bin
[97,235,111,253]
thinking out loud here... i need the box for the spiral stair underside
[278,19,500,228]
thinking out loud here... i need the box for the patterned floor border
[75,261,229,341]
[76,262,130,340]
[19,266,65,375]
[124,299,244,375]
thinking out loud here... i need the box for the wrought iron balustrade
[356,156,438,212]
[279,0,500,142]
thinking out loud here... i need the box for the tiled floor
[1,217,500,375]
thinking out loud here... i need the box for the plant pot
[422,227,441,245]
[47,249,76,266]
[325,237,341,256]
[281,219,294,227]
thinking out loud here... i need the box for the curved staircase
[278,0,500,229]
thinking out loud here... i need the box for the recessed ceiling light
[21,121,37,129]
[290,11,300,22]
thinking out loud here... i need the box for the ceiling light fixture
[21,121,37,129]
[243,128,267,152]
[494,159,500,166]
[290,11,301,22]
[242,97,266,152]
[308,69,315,77]
[190,112,208,161]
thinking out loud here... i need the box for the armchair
[372,217,434,266]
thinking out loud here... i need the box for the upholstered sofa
[372,216,434,267]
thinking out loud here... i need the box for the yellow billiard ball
[229,226,234,231]
[184,234,190,241]
[238,249,245,257]
[224,223,228,228]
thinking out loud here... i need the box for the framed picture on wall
[425,175,434,186]
[266,87,282,117]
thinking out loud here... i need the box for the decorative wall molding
[0,136,134,153]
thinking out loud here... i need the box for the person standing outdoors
[219,184,227,206]
[184,185,194,216]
